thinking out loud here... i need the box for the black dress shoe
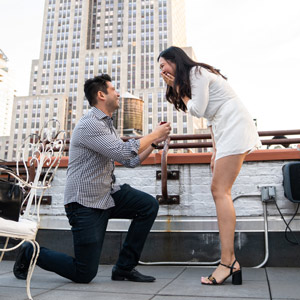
[13,242,31,280]
[111,265,156,282]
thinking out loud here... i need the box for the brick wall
[42,160,298,218]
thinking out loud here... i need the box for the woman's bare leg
[201,152,247,284]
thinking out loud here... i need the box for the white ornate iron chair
[0,120,65,300]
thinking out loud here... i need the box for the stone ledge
[56,148,300,167]
[39,215,300,232]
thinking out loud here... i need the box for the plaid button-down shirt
[64,107,141,209]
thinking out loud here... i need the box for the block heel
[232,269,242,285]
[201,259,242,285]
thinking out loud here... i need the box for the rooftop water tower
[113,92,143,136]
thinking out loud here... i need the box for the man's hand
[153,122,169,145]
[138,123,171,154]
[138,123,171,161]
[152,122,171,141]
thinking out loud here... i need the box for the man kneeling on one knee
[13,74,171,283]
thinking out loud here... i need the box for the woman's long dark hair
[157,46,227,112]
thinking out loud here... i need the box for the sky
[0,0,299,131]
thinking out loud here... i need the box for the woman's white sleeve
[186,71,209,118]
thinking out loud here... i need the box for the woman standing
[158,46,261,285]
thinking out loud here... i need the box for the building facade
[0,49,15,137]
[6,0,206,160]
[0,136,10,161]
[6,95,67,161]
[30,0,204,135]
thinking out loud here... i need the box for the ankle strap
[220,259,237,274]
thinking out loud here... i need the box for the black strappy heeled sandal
[201,259,242,285]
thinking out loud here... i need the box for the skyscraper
[31,0,204,133]
[0,49,15,137]
[0,49,15,161]
[7,0,205,160]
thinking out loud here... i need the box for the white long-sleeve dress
[186,66,261,160]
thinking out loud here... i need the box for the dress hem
[215,144,261,161]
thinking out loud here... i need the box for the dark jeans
[24,184,159,283]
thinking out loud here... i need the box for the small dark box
[282,162,300,203]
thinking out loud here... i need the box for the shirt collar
[91,106,112,121]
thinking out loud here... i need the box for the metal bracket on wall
[41,195,52,205]
[156,170,179,180]
[156,195,180,205]
[39,171,53,182]
[261,186,276,202]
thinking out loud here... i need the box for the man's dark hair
[84,74,112,106]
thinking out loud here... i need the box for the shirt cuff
[128,138,140,156]
[129,155,141,167]
[120,155,141,168]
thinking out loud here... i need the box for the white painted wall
[42,160,299,219]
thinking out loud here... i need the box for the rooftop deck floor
[1,261,300,300]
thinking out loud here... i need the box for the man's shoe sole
[111,274,155,282]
